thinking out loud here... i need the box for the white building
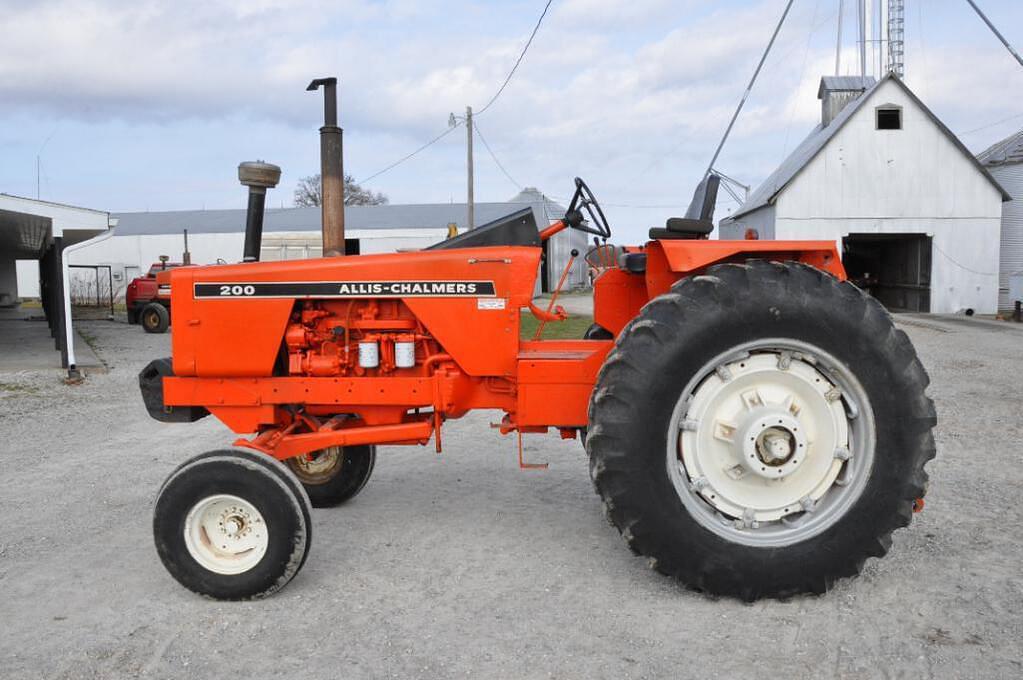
[977,129,1023,312]
[17,192,589,301]
[721,74,1010,314]
[1,193,114,370]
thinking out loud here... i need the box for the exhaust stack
[307,77,345,257]
[238,161,282,262]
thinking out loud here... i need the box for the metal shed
[977,129,1023,312]
[18,195,587,304]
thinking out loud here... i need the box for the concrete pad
[1,318,1022,678]
[0,309,106,373]
[899,312,1023,334]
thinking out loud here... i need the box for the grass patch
[0,381,40,396]
[520,312,594,340]
[78,329,99,348]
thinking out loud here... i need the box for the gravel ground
[1,317,1021,679]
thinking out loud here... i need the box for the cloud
[1,0,1020,240]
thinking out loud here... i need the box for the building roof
[816,75,875,97]
[0,193,112,255]
[507,187,566,221]
[728,73,1010,221]
[113,201,552,236]
[0,193,109,217]
[977,128,1023,167]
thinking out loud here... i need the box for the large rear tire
[285,445,376,508]
[153,449,312,600]
[586,261,935,600]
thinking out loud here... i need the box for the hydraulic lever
[533,249,579,340]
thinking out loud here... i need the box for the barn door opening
[842,234,932,312]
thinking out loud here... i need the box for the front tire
[285,445,376,508]
[153,449,312,600]
[141,303,170,334]
[587,261,935,600]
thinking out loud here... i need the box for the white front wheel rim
[184,494,269,575]
[667,340,875,548]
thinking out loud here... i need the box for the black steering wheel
[564,177,611,239]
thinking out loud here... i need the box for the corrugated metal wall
[991,163,1023,312]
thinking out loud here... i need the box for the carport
[0,194,113,375]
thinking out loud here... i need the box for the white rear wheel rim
[184,494,269,575]
[666,339,875,548]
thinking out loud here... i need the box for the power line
[475,0,554,115]
[473,120,522,190]
[354,1,554,185]
[544,191,682,209]
[958,112,1023,136]
[625,0,807,189]
[357,123,461,184]
[782,0,821,160]
[933,240,998,276]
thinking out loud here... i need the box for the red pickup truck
[126,263,183,333]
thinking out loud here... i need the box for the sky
[1,0,1021,243]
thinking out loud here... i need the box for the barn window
[876,106,902,130]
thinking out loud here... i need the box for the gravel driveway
[0,316,1020,679]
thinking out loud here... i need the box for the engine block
[285,299,441,377]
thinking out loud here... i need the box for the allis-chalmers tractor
[141,169,935,601]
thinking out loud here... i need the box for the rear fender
[644,239,844,298]
[593,240,845,336]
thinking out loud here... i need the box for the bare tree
[293,175,322,207]
[293,174,389,207]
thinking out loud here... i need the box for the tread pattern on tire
[586,260,936,600]
[153,448,313,600]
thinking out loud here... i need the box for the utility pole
[182,229,191,265]
[835,0,845,76]
[466,106,475,230]
[858,0,867,77]
[449,107,476,230]
[865,0,875,79]
[35,129,56,200]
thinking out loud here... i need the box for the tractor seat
[649,173,720,241]
[648,217,714,241]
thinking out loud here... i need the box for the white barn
[721,74,1009,314]
[977,129,1023,312]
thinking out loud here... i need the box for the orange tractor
[141,173,935,602]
